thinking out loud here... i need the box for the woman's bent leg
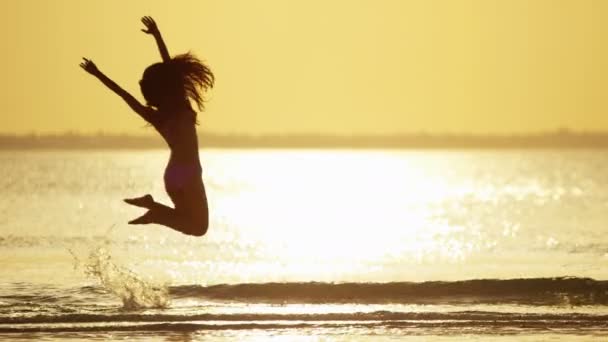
[129,200,207,237]
[166,179,209,236]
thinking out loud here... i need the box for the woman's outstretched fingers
[80,58,98,75]
[141,16,158,34]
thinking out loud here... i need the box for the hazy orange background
[1,0,607,135]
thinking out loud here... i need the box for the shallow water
[1,149,607,340]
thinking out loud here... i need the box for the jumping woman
[80,16,213,236]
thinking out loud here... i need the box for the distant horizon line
[0,127,605,137]
[3,128,608,149]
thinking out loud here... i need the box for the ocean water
[1,149,607,341]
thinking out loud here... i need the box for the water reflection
[189,149,607,283]
[2,149,608,284]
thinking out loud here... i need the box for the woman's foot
[128,210,154,224]
[124,194,155,208]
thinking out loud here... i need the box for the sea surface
[1,149,607,341]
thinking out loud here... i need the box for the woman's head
[140,53,214,111]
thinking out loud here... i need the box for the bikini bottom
[164,162,202,192]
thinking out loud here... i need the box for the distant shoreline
[2,131,608,149]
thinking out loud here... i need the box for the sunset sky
[1,0,607,135]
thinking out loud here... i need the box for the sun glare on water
[201,150,484,282]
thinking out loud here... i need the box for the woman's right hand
[79,58,99,75]
[141,16,159,35]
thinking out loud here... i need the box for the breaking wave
[169,277,608,305]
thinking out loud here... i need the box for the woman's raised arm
[80,58,156,124]
[141,16,170,62]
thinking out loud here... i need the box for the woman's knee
[184,216,208,237]
[190,223,208,237]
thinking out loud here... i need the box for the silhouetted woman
[80,16,213,236]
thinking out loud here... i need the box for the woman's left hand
[80,58,99,75]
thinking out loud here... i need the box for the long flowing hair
[170,52,215,111]
[141,52,215,114]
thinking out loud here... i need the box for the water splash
[83,245,169,310]
[66,226,169,310]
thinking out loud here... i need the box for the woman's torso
[155,108,201,165]
[155,109,203,193]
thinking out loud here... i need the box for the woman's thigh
[168,179,208,217]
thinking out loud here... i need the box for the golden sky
[1,0,607,135]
